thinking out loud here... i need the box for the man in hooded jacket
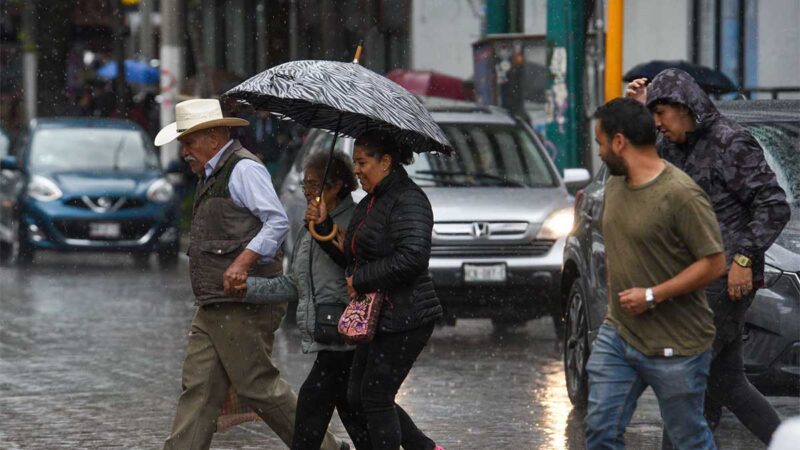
[627,69,790,446]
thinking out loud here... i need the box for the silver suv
[279,105,589,331]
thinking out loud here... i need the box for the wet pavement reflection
[1,253,797,449]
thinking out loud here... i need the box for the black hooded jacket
[646,69,790,285]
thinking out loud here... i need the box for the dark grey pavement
[1,253,797,449]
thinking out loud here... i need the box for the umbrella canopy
[223,60,453,155]
[385,69,473,101]
[97,59,160,85]
[624,60,737,95]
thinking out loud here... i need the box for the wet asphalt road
[1,253,798,449]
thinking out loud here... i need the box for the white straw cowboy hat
[154,98,249,146]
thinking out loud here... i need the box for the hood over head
[646,68,720,130]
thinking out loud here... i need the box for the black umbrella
[224,45,452,240]
[623,60,737,95]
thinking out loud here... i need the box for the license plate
[89,222,121,239]
[464,263,507,283]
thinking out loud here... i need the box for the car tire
[564,280,590,409]
[0,241,12,264]
[16,231,34,266]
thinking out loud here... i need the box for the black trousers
[662,282,781,448]
[348,323,437,450]
[293,350,371,450]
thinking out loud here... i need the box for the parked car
[561,100,800,407]
[0,118,181,265]
[279,104,590,331]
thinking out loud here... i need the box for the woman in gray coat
[246,151,370,450]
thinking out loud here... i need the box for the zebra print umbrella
[223,60,453,155]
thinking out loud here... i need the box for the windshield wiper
[414,169,527,187]
[409,175,471,187]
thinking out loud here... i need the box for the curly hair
[354,129,414,166]
[303,149,358,199]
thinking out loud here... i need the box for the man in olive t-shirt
[584,99,726,450]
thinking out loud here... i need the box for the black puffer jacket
[320,167,442,332]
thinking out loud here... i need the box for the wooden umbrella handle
[309,221,339,242]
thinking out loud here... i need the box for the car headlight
[147,178,175,203]
[27,175,63,202]
[537,207,575,240]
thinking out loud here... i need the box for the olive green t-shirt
[602,162,724,356]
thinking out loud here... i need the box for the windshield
[747,121,800,208]
[407,123,557,188]
[28,128,160,172]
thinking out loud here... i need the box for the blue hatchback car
[0,118,181,265]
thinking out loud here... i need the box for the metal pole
[140,0,154,59]
[289,0,299,60]
[604,0,624,101]
[160,0,184,165]
[485,0,510,34]
[256,0,268,70]
[112,1,129,117]
[546,0,587,171]
[21,0,37,123]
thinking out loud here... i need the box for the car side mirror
[563,168,591,193]
[0,155,19,171]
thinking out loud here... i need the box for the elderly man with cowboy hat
[156,99,346,450]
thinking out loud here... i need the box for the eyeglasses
[300,180,325,192]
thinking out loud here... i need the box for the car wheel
[157,245,180,268]
[0,241,12,264]
[16,229,34,266]
[564,280,590,408]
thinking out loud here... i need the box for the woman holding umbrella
[308,130,445,450]
[224,47,452,449]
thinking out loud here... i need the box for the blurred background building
[1,0,798,171]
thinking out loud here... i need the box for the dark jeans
[293,350,371,450]
[348,323,437,450]
[662,282,781,448]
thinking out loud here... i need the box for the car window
[408,123,557,188]
[28,128,160,172]
[747,121,800,208]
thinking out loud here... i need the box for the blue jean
[585,323,715,450]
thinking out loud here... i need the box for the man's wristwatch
[645,288,656,310]
[733,253,753,268]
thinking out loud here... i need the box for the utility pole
[546,0,586,171]
[140,0,154,59]
[160,0,184,164]
[604,0,624,101]
[112,1,129,118]
[289,0,299,61]
[485,0,510,34]
[21,0,37,123]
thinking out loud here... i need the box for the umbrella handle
[309,221,339,242]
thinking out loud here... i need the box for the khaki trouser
[164,302,341,450]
